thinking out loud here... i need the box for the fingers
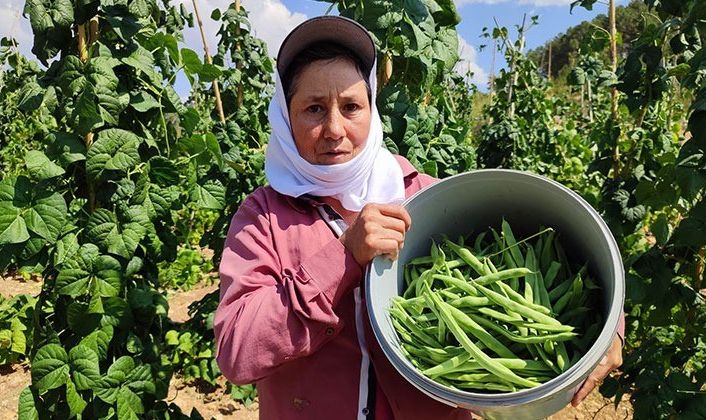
[343,203,411,266]
[571,335,623,407]
[372,203,412,231]
[571,374,602,407]
[571,358,613,407]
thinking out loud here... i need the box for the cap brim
[277,16,376,77]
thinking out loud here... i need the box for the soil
[0,276,633,420]
[0,272,42,298]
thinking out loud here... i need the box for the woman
[214,16,623,420]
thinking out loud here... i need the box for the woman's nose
[323,108,346,140]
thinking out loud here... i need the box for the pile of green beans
[391,220,603,393]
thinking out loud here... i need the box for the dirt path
[0,273,42,298]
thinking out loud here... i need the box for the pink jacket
[215,156,472,419]
[214,155,625,420]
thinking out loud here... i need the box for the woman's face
[288,58,371,165]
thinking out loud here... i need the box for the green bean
[390,302,442,348]
[475,283,562,326]
[553,275,580,315]
[502,219,525,267]
[442,302,518,359]
[445,372,504,383]
[494,282,552,315]
[449,358,554,374]
[432,274,478,296]
[423,283,540,388]
[548,275,573,302]
[448,296,492,308]
[439,289,463,302]
[422,352,473,377]
[533,343,561,375]
[473,267,533,287]
[467,313,577,344]
[402,344,439,365]
[556,341,570,372]
[444,239,487,276]
[526,248,552,309]
[474,232,487,255]
[408,255,435,265]
[540,229,556,273]
[544,261,561,289]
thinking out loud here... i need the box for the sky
[1,0,628,94]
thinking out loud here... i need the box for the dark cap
[276,16,376,77]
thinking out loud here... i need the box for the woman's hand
[571,334,623,407]
[340,203,411,266]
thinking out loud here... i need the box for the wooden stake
[235,0,243,108]
[192,0,226,123]
[490,37,497,97]
[547,43,552,81]
[609,0,620,176]
[508,14,527,119]
[77,20,97,212]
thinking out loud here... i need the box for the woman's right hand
[340,203,411,266]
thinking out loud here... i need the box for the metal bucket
[365,169,624,420]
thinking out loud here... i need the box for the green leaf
[54,232,80,267]
[122,46,161,85]
[0,176,32,204]
[165,330,179,346]
[24,0,52,32]
[78,325,113,361]
[66,380,87,417]
[0,203,30,244]
[117,386,143,420]
[129,0,151,18]
[163,85,187,114]
[181,48,202,75]
[56,243,122,297]
[17,387,39,420]
[148,156,180,185]
[17,81,45,112]
[32,344,69,393]
[10,318,27,355]
[199,64,222,82]
[106,10,141,41]
[672,198,706,247]
[69,345,100,390]
[86,129,141,180]
[47,132,86,165]
[178,133,223,168]
[130,92,161,112]
[23,192,67,242]
[191,180,226,210]
[651,214,671,245]
[86,207,149,259]
[25,151,65,181]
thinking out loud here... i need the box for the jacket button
[325,327,335,336]
[362,407,370,416]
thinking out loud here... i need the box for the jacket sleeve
[214,194,362,384]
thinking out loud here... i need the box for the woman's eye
[344,103,360,112]
[306,105,323,113]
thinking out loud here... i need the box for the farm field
[0,275,632,420]
[1,0,704,419]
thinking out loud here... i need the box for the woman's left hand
[571,334,623,407]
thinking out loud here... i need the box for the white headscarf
[264,58,405,211]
